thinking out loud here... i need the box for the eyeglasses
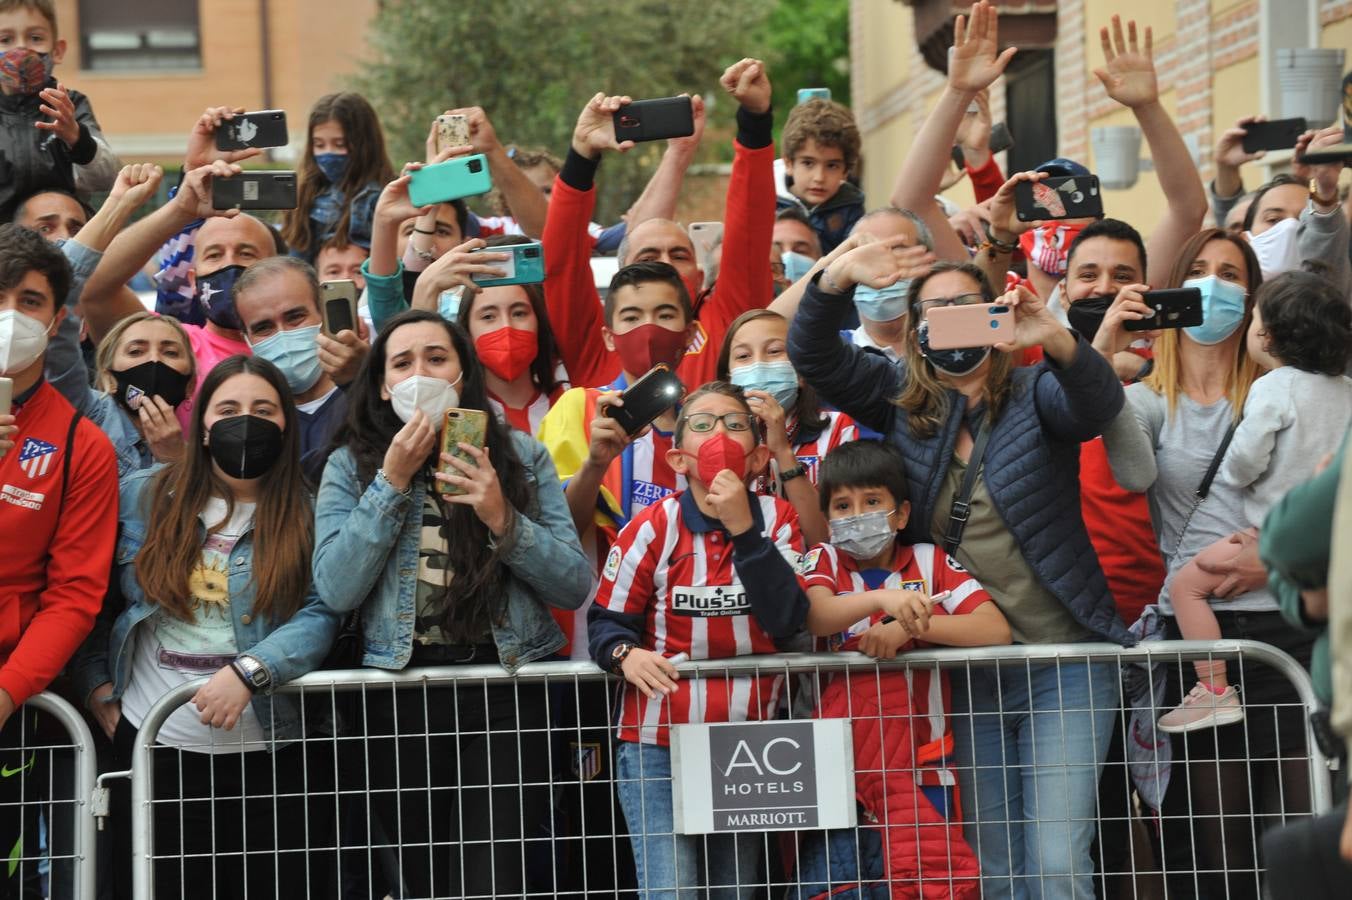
[916,293,986,314]
[681,412,755,434]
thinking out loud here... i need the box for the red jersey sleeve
[933,549,992,617]
[799,543,842,592]
[542,175,615,388]
[0,421,117,706]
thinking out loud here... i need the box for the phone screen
[324,297,355,335]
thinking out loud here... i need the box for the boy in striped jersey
[795,441,1009,897]
[588,381,810,898]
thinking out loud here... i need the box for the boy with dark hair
[0,222,117,896]
[776,98,865,254]
[0,0,119,221]
[793,439,1008,898]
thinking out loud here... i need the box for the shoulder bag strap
[942,420,993,556]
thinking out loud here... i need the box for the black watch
[780,464,808,484]
[231,655,271,693]
[609,642,634,673]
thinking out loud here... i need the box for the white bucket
[1277,48,1346,129]
[1091,126,1143,190]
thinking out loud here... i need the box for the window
[78,0,200,71]
[1004,50,1057,174]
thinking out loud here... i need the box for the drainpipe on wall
[259,0,274,160]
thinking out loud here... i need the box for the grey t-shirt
[1111,385,1276,614]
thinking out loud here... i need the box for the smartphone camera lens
[468,158,483,173]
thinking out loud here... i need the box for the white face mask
[1245,216,1302,280]
[0,309,55,374]
[388,373,462,424]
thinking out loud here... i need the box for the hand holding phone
[1240,117,1307,154]
[924,303,1015,349]
[436,408,489,496]
[470,242,545,287]
[613,96,695,144]
[211,171,297,210]
[408,154,493,206]
[1015,174,1103,221]
[604,365,685,436]
[435,114,470,155]
[214,110,288,151]
[1123,287,1203,332]
[319,281,359,336]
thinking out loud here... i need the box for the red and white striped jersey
[488,386,564,437]
[801,540,990,776]
[757,410,858,499]
[596,491,805,746]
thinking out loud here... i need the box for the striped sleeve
[799,543,840,591]
[927,544,991,615]
[596,510,664,617]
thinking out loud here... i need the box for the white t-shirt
[120,498,268,753]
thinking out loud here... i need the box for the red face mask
[474,326,538,382]
[684,431,747,485]
[611,323,688,376]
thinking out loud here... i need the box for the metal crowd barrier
[0,691,100,900]
[115,640,1330,898]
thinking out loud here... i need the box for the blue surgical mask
[781,251,815,284]
[854,280,911,323]
[729,360,799,410]
[916,319,990,377]
[438,286,465,322]
[250,324,323,394]
[1182,275,1247,345]
[315,152,349,184]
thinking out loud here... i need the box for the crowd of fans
[2,0,1351,897]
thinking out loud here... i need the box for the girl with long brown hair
[71,355,340,898]
[280,92,395,262]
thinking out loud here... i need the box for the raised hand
[987,171,1048,240]
[1215,115,1269,170]
[1094,16,1158,109]
[35,83,79,147]
[1293,124,1346,199]
[107,163,164,212]
[947,2,1018,94]
[721,58,772,115]
[185,106,265,169]
[572,93,636,160]
[668,93,707,155]
[173,160,244,221]
[823,235,935,293]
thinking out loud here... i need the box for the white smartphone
[0,376,12,459]
[687,221,723,270]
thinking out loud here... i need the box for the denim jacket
[68,467,342,744]
[313,430,592,672]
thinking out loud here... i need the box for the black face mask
[196,264,246,331]
[1065,294,1116,343]
[207,415,284,480]
[110,361,192,413]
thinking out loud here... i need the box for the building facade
[850,0,1352,231]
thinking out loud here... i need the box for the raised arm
[1093,16,1207,286]
[889,1,1017,264]
[80,160,243,344]
[460,106,549,239]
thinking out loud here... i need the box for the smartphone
[471,241,545,287]
[797,87,831,104]
[1015,174,1103,221]
[436,408,489,496]
[1124,287,1203,332]
[214,110,288,151]
[688,222,723,268]
[613,97,695,144]
[435,114,470,155]
[924,303,1015,350]
[408,154,493,206]
[1297,142,1352,165]
[211,170,297,210]
[0,376,11,459]
[604,365,685,436]
[319,280,359,336]
[1241,117,1307,154]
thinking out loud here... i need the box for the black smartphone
[214,110,289,151]
[211,171,298,210]
[613,97,695,144]
[1124,287,1203,332]
[1240,117,1307,154]
[1015,174,1103,221]
[605,365,685,436]
[1297,142,1352,165]
[319,280,358,336]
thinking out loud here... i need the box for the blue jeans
[615,741,763,900]
[950,660,1119,900]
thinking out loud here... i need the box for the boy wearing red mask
[538,261,697,656]
[587,380,809,897]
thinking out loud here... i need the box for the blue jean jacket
[68,468,342,743]
[313,430,592,672]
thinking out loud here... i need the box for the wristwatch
[982,220,1018,253]
[780,464,808,485]
[231,655,271,694]
[609,642,634,673]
